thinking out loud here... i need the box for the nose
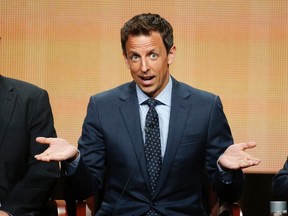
[140,58,149,73]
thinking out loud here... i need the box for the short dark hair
[120,13,174,56]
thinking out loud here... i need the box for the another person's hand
[35,137,78,162]
[218,141,261,170]
[0,210,9,216]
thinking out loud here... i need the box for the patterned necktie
[144,99,162,216]
[144,98,162,195]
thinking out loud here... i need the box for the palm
[218,142,261,170]
[35,137,78,162]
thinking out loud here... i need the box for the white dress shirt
[136,76,172,159]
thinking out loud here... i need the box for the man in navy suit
[35,13,260,215]
[0,75,59,215]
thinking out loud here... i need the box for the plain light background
[1,0,287,173]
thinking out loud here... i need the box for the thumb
[36,137,51,145]
[242,141,256,150]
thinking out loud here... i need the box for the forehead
[126,31,165,52]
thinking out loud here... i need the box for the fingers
[34,150,52,162]
[236,152,261,169]
[220,141,261,170]
[35,137,52,161]
[247,157,261,166]
[236,141,256,150]
[239,158,261,169]
[35,137,56,161]
[35,138,78,162]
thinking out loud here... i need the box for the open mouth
[140,76,155,86]
[141,76,154,81]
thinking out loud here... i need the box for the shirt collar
[136,76,172,107]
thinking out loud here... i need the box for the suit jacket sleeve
[0,89,60,215]
[272,159,288,199]
[206,96,244,202]
[65,95,105,200]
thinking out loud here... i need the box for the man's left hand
[218,142,261,170]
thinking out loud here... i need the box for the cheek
[130,71,136,79]
[129,63,141,73]
[153,61,168,74]
[129,66,139,79]
[149,61,161,70]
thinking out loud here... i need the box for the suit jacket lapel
[117,79,194,197]
[118,82,151,190]
[154,78,192,197]
[0,76,17,148]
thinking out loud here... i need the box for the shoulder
[1,75,44,91]
[90,81,134,101]
[1,75,48,100]
[172,77,218,101]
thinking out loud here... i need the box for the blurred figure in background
[273,157,288,199]
[0,75,59,216]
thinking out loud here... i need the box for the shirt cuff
[217,159,233,184]
[61,150,80,176]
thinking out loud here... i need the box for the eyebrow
[128,48,159,55]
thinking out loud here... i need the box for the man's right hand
[35,137,78,162]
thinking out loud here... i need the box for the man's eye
[150,53,158,60]
[131,55,139,61]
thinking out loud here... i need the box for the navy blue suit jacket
[67,77,244,215]
[0,76,60,215]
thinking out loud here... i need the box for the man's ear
[168,45,176,65]
[123,52,130,69]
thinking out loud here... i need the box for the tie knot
[146,98,158,108]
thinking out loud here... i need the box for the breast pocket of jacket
[174,134,205,163]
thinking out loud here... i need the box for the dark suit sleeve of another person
[0,77,60,215]
[272,159,288,199]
